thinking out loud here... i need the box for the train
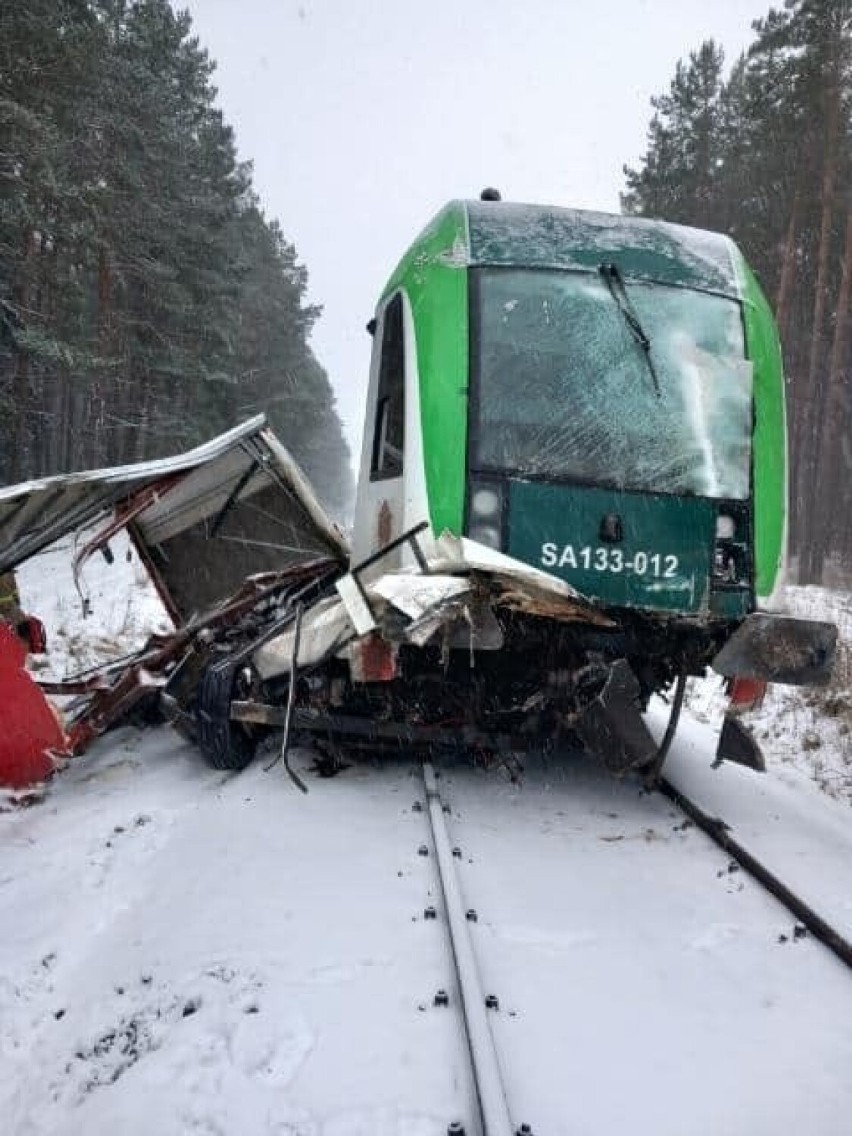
[208,192,835,779]
[0,192,837,785]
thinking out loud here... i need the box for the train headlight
[712,504,751,591]
[471,487,501,519]
[467,480,505,550]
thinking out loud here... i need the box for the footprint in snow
[228,1010,314,1085]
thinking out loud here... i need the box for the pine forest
[4,1,852,579]
[0,0,353,518]
[624,0,852,583]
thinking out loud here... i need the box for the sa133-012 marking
[540,543,680,577]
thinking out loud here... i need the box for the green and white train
[166,192,835,777]
[326,192,833,772]
[356,195,783,609]
[0,193,835,778]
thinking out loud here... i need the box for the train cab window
[473,268,751,499]
[370,292,405,479]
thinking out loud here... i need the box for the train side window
[370,293,405,480]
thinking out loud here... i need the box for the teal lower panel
[709,588,752,619]
[507,481,716,614]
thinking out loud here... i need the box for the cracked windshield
[474,268,752,498]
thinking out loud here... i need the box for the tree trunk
[799,81,841,583]
[809,204,852,580]
[775,180,802,343]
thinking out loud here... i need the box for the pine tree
[623,1,852,583]
[623,41,728,227]
[0,0,102,475]
[1,0,352,521]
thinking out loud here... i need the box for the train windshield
[472,268,752,499]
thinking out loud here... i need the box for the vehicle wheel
[195,659,256,771]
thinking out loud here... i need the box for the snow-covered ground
[1,735,476,1135]
[4,728,852,1135]
[17,531,171,691]
[685,586,852,804]
[446,751,852,1133]
[3,542,852,1133]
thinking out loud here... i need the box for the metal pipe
[265,602,308,792]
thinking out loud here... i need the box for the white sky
[183,0,763,459]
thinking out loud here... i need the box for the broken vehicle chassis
[51,524,689,778]
[46,524,429,755]
[36,521,834,782]
[49,556,343,754]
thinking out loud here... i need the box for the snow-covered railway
[416,761,519,1136]
[3,728,852,1135]
[658,775,852,970]
[398,748,852,1135]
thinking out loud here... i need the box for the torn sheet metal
[382,577,477,649]
[254,576,474,679]
[253,539,609,686]
[0,416,348,623]
[712,613,837,686]
[369,575,472,621]
[335,574,378,637]
[430,534,613,627]
[253,595,353,681]
[431,533,581,598]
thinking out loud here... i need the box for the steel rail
[658,776,852,971]
[421,761,515,1136]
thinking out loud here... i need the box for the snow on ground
[650,702,852,940]
[3,543,852,1132]
[444,753,852,1134]
[16,530,170,690]
[4,721,852,1133]
[752,587,852,799]
[0,729,476,1135]
[685,585,852,804]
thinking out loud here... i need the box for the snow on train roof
[394,199,741,298]
[465,201,741,296]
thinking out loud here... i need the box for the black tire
[195,660,256,771]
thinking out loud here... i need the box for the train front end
[348,198,835,774]
[465,218,764,624]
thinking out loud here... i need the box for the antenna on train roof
[480,187,502,201]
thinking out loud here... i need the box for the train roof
[383,199,743,300]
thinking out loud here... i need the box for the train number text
[540,543,680,577]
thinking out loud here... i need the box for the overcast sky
[183,0,765,460]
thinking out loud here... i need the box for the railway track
[406,750,852,1135]
[657,775,852,970]
[418,761,519,1136]
[4,730,852,1134]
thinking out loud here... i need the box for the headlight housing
[712,504,751,588]
[467,480,505,550]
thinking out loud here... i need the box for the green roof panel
[465,201,740,297]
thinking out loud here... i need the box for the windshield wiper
[598,262,661,397]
